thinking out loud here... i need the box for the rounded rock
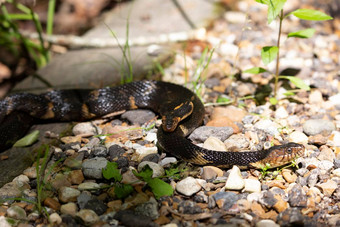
[76,209,99,226]
[256,219,279,227]
[58,187,81,203]
[288,131,308,144]
[303,119,335,136]
[176,177,202,196]
[7,206,26,220]
[49,213,62,225]
[138,161,165,178]
[78,182,100,191]
[82,157,108,179]
[203,136,227,151]
[72,122,97,137]
[60,202,78,216]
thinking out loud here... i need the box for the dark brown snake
[0,80,304,168]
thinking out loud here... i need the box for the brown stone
[154,215,171,225]
[51,173,72,190]
[44,198,61,211]
[60,135,82,144]
[206,117,240,133]
[282,169,297,183]
[107,200,122,212]
[308,134,328,145]
[250,202,265,217]
[273,194,288,213]
[210,106,246,122]
[68,170,84,185]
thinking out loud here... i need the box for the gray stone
[224,134,250,150]
[7,205,27,220]
[259,191,277,208]
[288,184,307,207]
[77,191,92,209]
[254,119,279,136]
[121,110,156,126]
[82,157,108,179]
[303,119,335,136]
[91,146,108,157]
[0,182,22,200]
[188,126,233,143]
[138,161,165,178]
[307,169,320,187]
[58,187,81,203]
[135,197,159,220]
[72,122,97,136]
[212,191,239,210]
[84,198,108,215]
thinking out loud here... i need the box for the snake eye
[287,147,292,153]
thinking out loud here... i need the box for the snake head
[161,100,194,132]
[252,142,305,169]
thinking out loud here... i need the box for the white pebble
[176,177,202,196]
[225,166,245,190]
[289,131,308,144]
[243,179,261,193]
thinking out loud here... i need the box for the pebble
[224,11,247,24]
[275,106,289,119]
[135,197,159,220]
[282,169,297,183]
[23,166,37,179]
[135,146,158,161]
[288,131,308,144]
[91,146,108,157]
[72,122,97,137]
[203,136,227,151]
[160,157,177,166]
[188,126,233,143]
[82,157,108,179]
[201,166,224,180]
[78,182,100,191]
[212,191,240,210]
[7,205,27,220]
[121,109,155,125]
[49,213,62,225]
[206,117,241,133]
[68,170,84,185]
[317,180,337,197]
[138,161,165,178]
[256,219,280,227]
[224,134,250,150]
[225,166,245,190]
[303,119,335,136]
[77,191,92,209]
[76,209,100,226]
[0,182,23,200]
[176,177,202,196]
[114,210,155,227]
[318,160,334,172]
[108,144,126,160]
[210,106,246,122]
[327,131,340,147]
[58,186,81,203]
[288,184,307,207]
[333,168,340,177]
[83,197,107,215]
[254,119,279,136]
[60,202,78,216]
[44,197,61,211]
[243,179,261,193]
[307,169,320,187]
[145,132,157,142]
[0,216,11,227]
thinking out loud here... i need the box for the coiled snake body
[0,81,304,168]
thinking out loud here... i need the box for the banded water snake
[0,80,304,168]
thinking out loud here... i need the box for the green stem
[273,10,284,99]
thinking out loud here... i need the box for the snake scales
[0,80,304,168]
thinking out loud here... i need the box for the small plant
[0,0,55,68]
[0,145,63,217]
[244,0,333,104]
[260,159,299,180]
[102,162,174,199]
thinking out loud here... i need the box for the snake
[0,80,304,168]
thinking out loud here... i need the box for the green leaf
[292,9,333,21]
[146,178,174,199]
[261,46,278,65]
[279,76,310,91]
[102,162,122,181]
[114,184,134,199]
[288,28,315,38]
[244,67,268,74]
[13,130,39,147]
[269,97,278,105]
[216,96,230,103]
[283,91,295,96]
[133,165,153,181]
[256,0,286,24]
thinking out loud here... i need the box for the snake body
[0,80,304,168]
